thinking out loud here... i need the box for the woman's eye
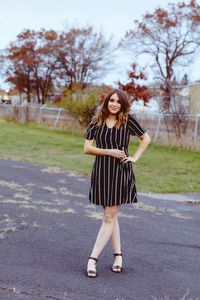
[109,98,120,103]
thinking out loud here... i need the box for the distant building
[0,89,38,105]
[131,83,200,114]
[0,89,12,104]
[189,83,200,115]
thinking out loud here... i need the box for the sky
[0,0,200,89]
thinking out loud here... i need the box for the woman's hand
[121,156,137,164]
[108,149,127,160]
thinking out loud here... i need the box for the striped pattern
[86,114,146,206]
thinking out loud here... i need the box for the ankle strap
[114,253,122,257]
[88,256,98,262]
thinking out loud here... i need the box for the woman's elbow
[146,133,151,144]
[141,133,151,145]
[84,145,91,154]
[84,146,89,154]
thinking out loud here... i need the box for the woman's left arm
[122,132,151,163]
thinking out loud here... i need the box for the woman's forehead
[110,93,119,100]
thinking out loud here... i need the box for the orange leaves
[43,30,58,41]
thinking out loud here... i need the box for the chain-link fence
[0,104,199,149]
[134,112,200,146]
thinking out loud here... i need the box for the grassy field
[0,119,199,193]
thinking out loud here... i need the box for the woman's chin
[109,110,119,115]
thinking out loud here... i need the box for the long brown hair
[95,89,131,128]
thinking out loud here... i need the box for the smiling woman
[84,88,151,278]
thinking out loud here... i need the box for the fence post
[37,105,44,123]
[54,108,62,128]
[154,113,162,141]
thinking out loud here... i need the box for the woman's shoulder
[127,113,146,135]
[91,115,99,125]
[87,116,99,128]
[127,113,137,122]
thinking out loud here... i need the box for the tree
[3,26,112,103]
[32,29,58,104]
[5,30,36,102]
[121,0,200,111]
[60,84,101,126]
[56,26,112,90]
[118,64,151,104]
[4,29,58,104]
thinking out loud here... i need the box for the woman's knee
[104,206,119,223]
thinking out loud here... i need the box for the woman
[84,89,151,278]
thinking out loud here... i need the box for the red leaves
[192,14,200,21]
[154,8,178,29]
[118,64,151,104]
[5,29,58,103]
[138,23,150,34]
[155,8,168,21]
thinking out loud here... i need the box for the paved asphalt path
[0,158,200,300]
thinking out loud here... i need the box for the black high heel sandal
[111,253,123,273]
[86,256,98,278]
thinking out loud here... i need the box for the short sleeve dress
[85,114,146,206]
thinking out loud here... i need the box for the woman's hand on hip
[121,156,137,164]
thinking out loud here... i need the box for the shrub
[60,84,101,127]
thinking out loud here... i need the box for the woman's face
[107,93,121,115]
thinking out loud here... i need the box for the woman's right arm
[84,139,126,159]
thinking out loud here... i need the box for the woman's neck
[107,114,117,120]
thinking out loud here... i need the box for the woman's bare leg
[87,205,119,274]
[111,217,121,253]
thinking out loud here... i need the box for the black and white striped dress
[86,114,146,206]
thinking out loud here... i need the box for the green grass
[0,120,199,193]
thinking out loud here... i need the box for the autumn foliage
[122,0,200,111]
[5,29,58,104]
[2,26,111,104]
[118,64,151,104]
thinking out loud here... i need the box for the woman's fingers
[110,149,127,159]
[113,150,125,158]
[121,156,133,163]
[119,150,126,159]
[121,157,128,163]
